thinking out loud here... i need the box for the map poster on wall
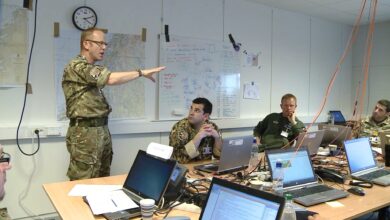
[0,4,28,86]
[54,30,146,121]
[159,35,240,120]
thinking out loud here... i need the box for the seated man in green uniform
[169,98,222,164]
[253,93,306,152]
[354,99,390,146]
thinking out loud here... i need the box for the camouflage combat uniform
[169,118,222,164]
[0,208,11,220]
[354,116,390,146]
[62,55,113,180]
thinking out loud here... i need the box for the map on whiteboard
[0,4,28,86]
[159,36,240,120]
[54,30,145,121]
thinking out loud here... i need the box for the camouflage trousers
[0,208,11,220]
[66,125,113,180]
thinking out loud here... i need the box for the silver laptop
[266,147,348,207]
[344,137,390,186]
[102,150,176,220]
[194,135,252,174]
[318,124,352,147]
[379,131,390,158]
[295,130,325,155]
[199,177,285,220]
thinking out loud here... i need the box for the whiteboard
[159,36,241,120]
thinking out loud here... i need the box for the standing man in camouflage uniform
[169,98,222,164]
[0,145,12,220]
[354,99,390,145]
[62,28,165,180]
[253,93,306,152]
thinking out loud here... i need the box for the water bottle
[272,159,284,196]
[282,193,296,220]
[249,137,259,170]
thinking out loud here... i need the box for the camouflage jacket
[356,116,390,138]
[62,55,112,119]
[169,118,222,164]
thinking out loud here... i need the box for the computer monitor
[329,110,346,125]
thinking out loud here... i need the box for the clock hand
[83,17,94,25]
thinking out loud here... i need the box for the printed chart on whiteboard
[159,35,240,120]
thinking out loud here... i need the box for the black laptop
[265,147,348,206]
[102,150,176,219]
[199,177,285,220]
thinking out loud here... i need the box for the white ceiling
[252,0,390,25]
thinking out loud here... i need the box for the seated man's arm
[254,121,264,145]
[169,122,210,163]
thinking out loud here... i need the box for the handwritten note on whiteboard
[159,36,240,120]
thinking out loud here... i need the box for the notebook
[194,135,252,174]
[329,110,346,125]
[199,177,285,220]
[318,124,352,147]
[379,131,390,158]
[102,150,176,220]
[265,147,348,207]
[344,137,390,186]
[295,130,325,155]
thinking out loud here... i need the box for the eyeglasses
[0,152,10,163]
[85,39,108,48]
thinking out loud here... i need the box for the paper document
[86,189,139,215]
[68,184,122,196]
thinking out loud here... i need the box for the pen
[111,199,117,207]
[194,170,205,177]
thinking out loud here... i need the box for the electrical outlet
[32,128,46,137]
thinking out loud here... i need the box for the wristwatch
[137,69,143,77]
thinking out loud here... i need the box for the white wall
[0,0,353,218]
[352,21,390,115]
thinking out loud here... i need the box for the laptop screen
[344,137,377,174]
[200,178,284,220]
[266,147,317,188]
[123,150,176,203]
[329,110,346,124]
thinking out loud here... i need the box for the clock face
[72,6,97,31]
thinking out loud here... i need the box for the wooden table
[44,165,390,220]
[43,175,199,220]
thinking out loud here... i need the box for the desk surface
[43,166,390,220]
[43,175,199,220]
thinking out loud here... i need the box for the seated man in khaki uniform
[354,99,390,146]
[169,98,222,164]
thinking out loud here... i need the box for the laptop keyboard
[287,185,331,198]
[360,169,390,180]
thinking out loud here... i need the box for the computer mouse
[347,186,365,196]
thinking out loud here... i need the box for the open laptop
[329,110,346,125]
[102,150,176,220]
[199,177,285,220]
[194,135,252,174]
[318,124,352,147]
[379,131,390,158]
[344,137,390,186]
[265,147,348,207]
[295,130,325,155]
